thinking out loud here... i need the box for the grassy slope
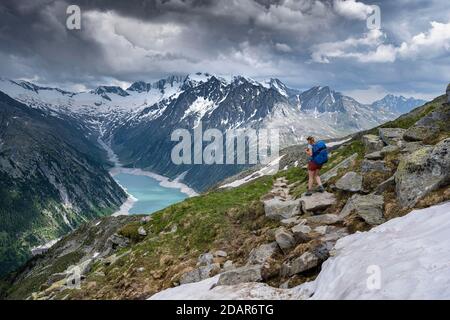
[4,95,449,299]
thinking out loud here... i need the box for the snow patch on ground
[148,202,450,300]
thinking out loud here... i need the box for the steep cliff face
[3,93,448,300]
[0,91,127,276]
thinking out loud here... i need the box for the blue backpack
[312,140,328,165]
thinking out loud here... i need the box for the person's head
[307,136,315,144]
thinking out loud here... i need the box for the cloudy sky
[0,0,449,103]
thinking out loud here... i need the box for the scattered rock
[380,145,399,156]
[339,194,385,225]
[247,242,280,265]
[335,172,363,192]
[305,214,340,225]
[223,260,234,271]
[291,224,312,243]
[365,151,383,160]
[217,264,263,286]
[275,228,296,253]
[280,216,306,226]
[138,227,147,236]
[400,141,424,154]
[280,252,319,277]
[362,134,384,153]
[299,192,336,214]
[141,216,152,223]
[180,263,221,285]
[319,227,349,243]
[264,198,300,220]
[214,250,228,258]
[198,252,214,266]
[395,139,450,207]
[379,128,406,146]
[361,160,390,173]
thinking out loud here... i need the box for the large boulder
[361,160,390,173]
[299,192,336,214]
[339,194,385,225]
[335,172,363,192]
[274,228,296,253]
[404,104,450,142]
[395,139,450,207]
[400,141,424,154]
[379,128,406,146]
[217,264,263,286]
[280,252,319,277]
[403,126,439,142]
[247,242,280,265]
[362,134,384,153]
[264,198,300,220]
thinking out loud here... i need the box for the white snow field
[149,201,450,300]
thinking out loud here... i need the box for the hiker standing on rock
[305,136,328,196]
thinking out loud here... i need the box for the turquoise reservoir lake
[114,172,188,215]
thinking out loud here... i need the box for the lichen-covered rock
[380,145,399,156]
[264,198,300,220]
[299,192,336,213]
[379,128,406,146]
[335,172,363,192]
[280,252,319,277]
[362,134,384,153]
[247,242,279,266]
[395,139,450,207]
[403,125,439,142]
[339,194,385,225]
[217,264,263,285]
[365,151,383,160]
[361,160,390,173]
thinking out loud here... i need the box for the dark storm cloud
[0,0,449,100]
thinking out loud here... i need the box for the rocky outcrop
[335,172,363,192]
[395,139,450,207]
[339,194,385,225]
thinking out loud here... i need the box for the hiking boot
[317,185,325,193]
[305,190,313,196]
